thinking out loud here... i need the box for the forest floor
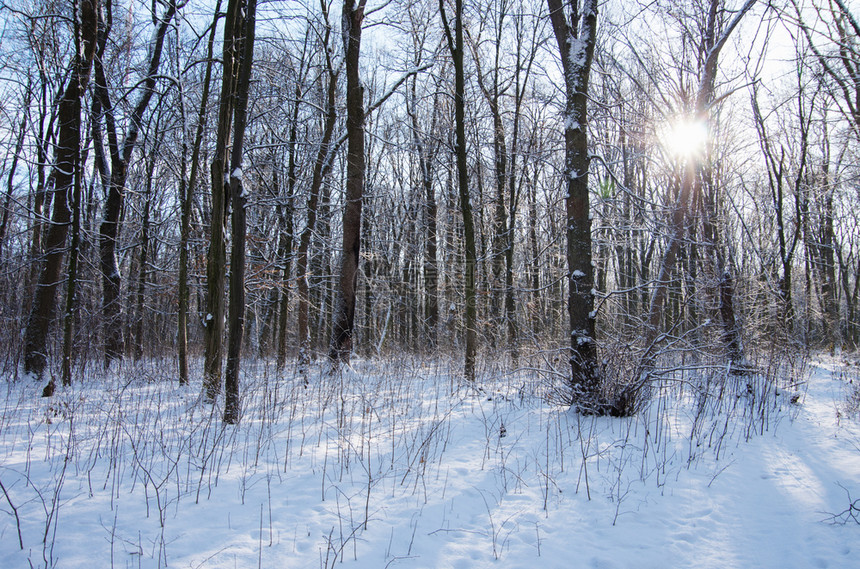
[0,352,858,568]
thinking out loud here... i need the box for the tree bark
[23,0,99,380]
[329,0,368,364]
[179,0,221,385]
[297,49,337,371]
[440,0,478,381]
[60,5,87,389]
[547,0,600,408]
[94,0,177,367]
[223,0,257,424]
[204,0,244,402]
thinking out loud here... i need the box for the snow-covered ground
[0,354,858,568]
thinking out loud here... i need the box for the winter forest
[1,0,860,567]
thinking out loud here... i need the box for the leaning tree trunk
[23,0,99,380]
[95,0,177,368]
[329,0,368,364]
[297,58,337,371]
[643,0,755,371]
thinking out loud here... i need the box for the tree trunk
[329,0,368,364]
[504,15,536,363]
[204,0,244,402]
[222,0,257,424]
[297,53,337,371]
[548,0,601,409]
[60,10,87,389]
[132,144,157,362]
[408,74,440,347]
[178,0,221,385]
[95,0,177,368]
[23,0,99,380]
[440,0,478,381]
[275,80,300,368]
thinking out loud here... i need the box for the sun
[659,116,709,160]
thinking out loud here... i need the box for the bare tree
[202,0,257,421]
[92,0,178,367]
[750,69,811,335]
[547,0,602,410]
[204,0,246,402]
[23,0,100,380]
[440,0,479,381]
[792,0,860,348]
[222,0,257,424]
[643,0,755,370]
[178,0,221,384]
[330,0,368,363]
[297,6,338,371]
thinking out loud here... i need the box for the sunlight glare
[660,117,709,159]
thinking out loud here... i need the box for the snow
[572,269,586,279]
[1,356,858,569]
[564,115,581,132]
[568,37,588,70]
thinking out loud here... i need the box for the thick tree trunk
[23,0,99,380]
[204,0,243,402]
[61,118,82,387]
[223,0,257,424]
[59,12,87,389]
[329,0,367,364]
[547,0,601,408]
